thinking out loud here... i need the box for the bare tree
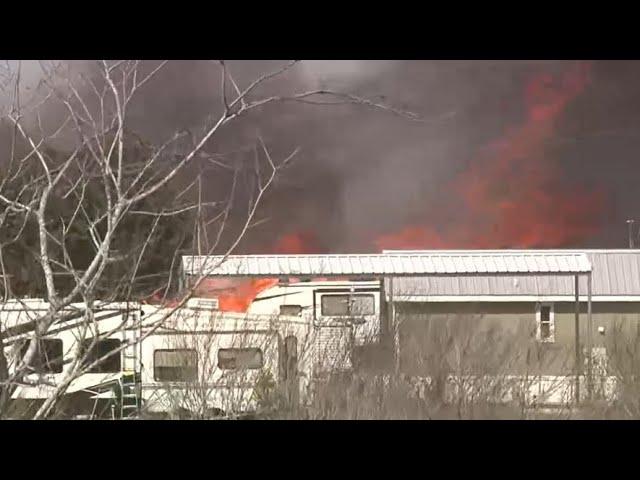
[0,60,417,419]
[289,309,580,420]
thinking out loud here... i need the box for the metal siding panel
[524,256,537,273]
[398,255,409,274]
[391,256,402,274]
[292,256,301,275]
[603,254,615,295]
[344,256,354,274]
[351,255,361,274]
[407,256,418,274]
[361,255,372,274]
[514,255,528,272]
[557,256,569,273]
[547,255,560,273]
[390,255,401,274]
[613,255,625,295]
[465,255,476,273]
[264,257,274,275]
[628,255,640,294]
[483,256,496,274]
[369,256,380,275]
[423,256,435,274]
[249,257,259,275]
[181,251,595,277]
[442,256,453,273]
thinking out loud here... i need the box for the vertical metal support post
[574,274,581,405]
[587,273,593,400]
[390,277,400,375]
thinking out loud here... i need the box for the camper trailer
[0,288,376,418]
[186,278,387,374]
[136,302,315,417]
[247,279,382,344]
[1,299,141,418]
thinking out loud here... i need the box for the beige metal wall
[396,302,640,377]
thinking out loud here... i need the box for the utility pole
[627,220,636,249]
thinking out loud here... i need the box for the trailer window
[280,305,302,316]
[154,349,197,381]
[218,348,264,370]
[321,294,375,316]
[351,295,375,315]
[19,338,64,374]
[81,338,121,373]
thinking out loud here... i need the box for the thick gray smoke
[4,60,639,251]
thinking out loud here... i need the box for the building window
[80,338,122,373]
[321,294,375,316]
[279,305,302,316]
[536,303,555,343]
[217,348,264,370]
[19,338,64,374]
[154,349,197,382]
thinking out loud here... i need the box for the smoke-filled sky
[8,60,640,253]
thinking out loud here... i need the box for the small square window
[217,348,264,370]
[321,294,375,316]
[154,349,197,382]
[81,338,121,373]
[19,338,64,374]
[280,305,302,316]
[536,303,555,343]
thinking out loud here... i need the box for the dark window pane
[540,322,551,339]
[541,306,551,323]
[350,295,375,315]
[280,305,302,316]
[321,295,350,316]
[81,338,121,373]
[321,294,375,316]
[218,348,264,370]
[154,349,197,381]
[20,339,64,374]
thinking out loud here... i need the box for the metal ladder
[120,305,141,419]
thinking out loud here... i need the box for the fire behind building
[182,249,640,406]
[4,249,640,418]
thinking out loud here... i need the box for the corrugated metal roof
[383,251,640,297]
[182,252,591,277]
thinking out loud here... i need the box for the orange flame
[217,278,279,313]
[196,231,323,313]
[375,62,607,250]
[270,231,322,254]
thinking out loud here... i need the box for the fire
[374,225,448,251]
[375,61,607,250]
[270,231,322,254]
[217,278,279,313]
[197,231,323,313]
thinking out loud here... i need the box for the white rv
[1,299,141,418]
[0,278,384,418]
[135,302,315,417]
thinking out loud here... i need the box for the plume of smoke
[2,60,635,253]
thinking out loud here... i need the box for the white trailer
[0,280,384,418]
[0,299,142,418]
[135,303,315,417]
[246,279,382,346]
